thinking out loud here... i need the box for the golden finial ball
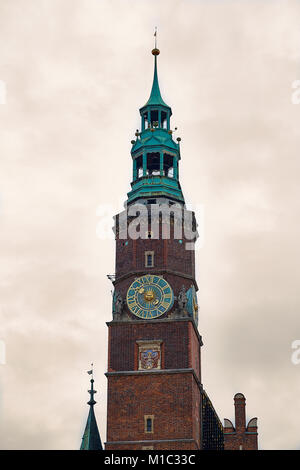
[152,48,160,56]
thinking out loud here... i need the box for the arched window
[150,110,158,128]
[143,112,149,130]
[163,153,175,178]
[161,111,167,129]
[147,152,160,176]
[136,155,143,178]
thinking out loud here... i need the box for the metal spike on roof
[80,368,103,450]
[143,39,170,109]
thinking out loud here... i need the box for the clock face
[126,275,174,319]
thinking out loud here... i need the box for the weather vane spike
[87,363,94,378]
[152,27,160,56]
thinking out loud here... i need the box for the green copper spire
[127,40,184,205]
[80,369,102,450]
[143,49,170,109]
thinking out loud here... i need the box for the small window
[145,251,154,267]
[146,418,152,432]
[144,415,154,434]
[161,111,167,129]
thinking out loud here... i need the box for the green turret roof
[127,44,184,205]
[80,377,102,450]
[143,52,170,109]
[131,127,179,153]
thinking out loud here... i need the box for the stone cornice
[113,268,199,292]
[105,367,203,391]
[106,317,203,346]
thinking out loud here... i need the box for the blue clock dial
[126,275,174,319]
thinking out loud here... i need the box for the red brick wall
[107,319,201,375]
[106,441,198,451]
[106,208,201,450]
[224,432,258,450]
[192,377,201,445]
[115,210,196,281]
[105,372,201,450]
[188,322,201,380]
[105,319,202,450]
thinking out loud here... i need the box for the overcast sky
[0,0,300,450]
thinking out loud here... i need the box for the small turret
[223,393,258,450]
[80,367,103,450]
[139,47,172,131]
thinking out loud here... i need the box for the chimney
[234,393,246,432]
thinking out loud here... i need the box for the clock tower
[105,45,205,451]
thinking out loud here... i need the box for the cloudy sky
[0,0,300,450]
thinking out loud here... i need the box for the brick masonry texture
[105,372,201,450]
[115,237,195,279]
[105,441,198,451]
[224,395,258,450]
[105,319,202,450]
[224,432,258,450]
[115,212,196,281]
[107,319,201,375]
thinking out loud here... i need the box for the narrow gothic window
[144,415,154,434]
[147,418,152,432]
[145,251,154,267]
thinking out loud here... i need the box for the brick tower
[105,44,205,451]
[224,394,258,450]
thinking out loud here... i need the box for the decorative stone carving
[112,291,127,321]
[136,340,162,370]
[169,285,189,319]
[177,285,188,312]
[114,292,123,314]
